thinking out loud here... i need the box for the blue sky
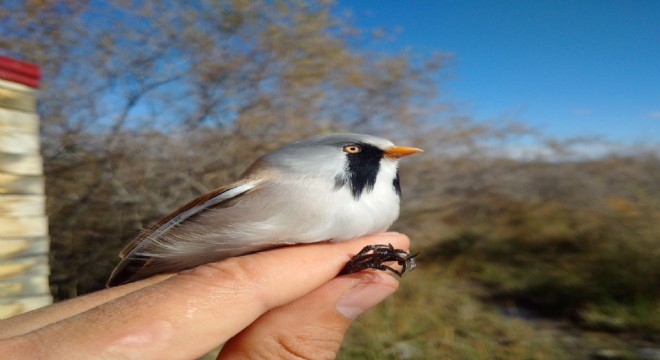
[339,0,660,143]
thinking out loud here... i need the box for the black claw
[339,243,418,277]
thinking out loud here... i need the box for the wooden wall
[0,58,51,319]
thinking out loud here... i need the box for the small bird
[107,133,422,287]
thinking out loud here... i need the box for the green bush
[425,200,660,332]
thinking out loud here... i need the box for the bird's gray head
[260,133,422,199]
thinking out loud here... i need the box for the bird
[107,133,422,287]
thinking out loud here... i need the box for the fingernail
[336,277,397,319]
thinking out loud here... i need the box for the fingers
[0,274,172,339]
[4,232,409,360]
[219,271,398,360]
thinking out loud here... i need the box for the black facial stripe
[393,170,401,197]
[344,143,384,200]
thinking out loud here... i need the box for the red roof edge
[0,56,41,88]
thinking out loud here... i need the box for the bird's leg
[373,263,404,277]
[353,244,395,257]
[339,243,418,277]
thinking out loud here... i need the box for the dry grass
[338,265,570,360]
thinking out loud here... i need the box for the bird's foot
[339,243,418,277]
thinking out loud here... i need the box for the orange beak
[384,145,424,158]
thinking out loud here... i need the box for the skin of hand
[0,232,409,360]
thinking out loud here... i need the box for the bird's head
[259,133,422,199]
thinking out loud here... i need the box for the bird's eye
[343,144,362,154]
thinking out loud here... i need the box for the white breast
[330,158,400,241]
[277,157,401,243]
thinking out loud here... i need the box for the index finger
[6,233,410,360]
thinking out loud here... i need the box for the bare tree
[1,0,451,297]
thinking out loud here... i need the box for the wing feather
[107,179,260,287]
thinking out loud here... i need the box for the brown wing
[106,178,260,287]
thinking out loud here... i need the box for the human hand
[0,232,409,360]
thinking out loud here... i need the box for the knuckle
[181,255,271,310]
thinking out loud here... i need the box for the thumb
[219,272,399,359]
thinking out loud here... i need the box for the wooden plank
[0,195,45,217]
[0,108,39,134]
[0,78,35,93]
[0,80,36,112]
[0,153,43,175]
[0,236,49,258]
[0,173,44,194]
[0,255,49,278]
[0,132,39,154]
[0,239,30,258]
[0,276,49,298]
[0,215,48,237]
[0,295,52,319]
